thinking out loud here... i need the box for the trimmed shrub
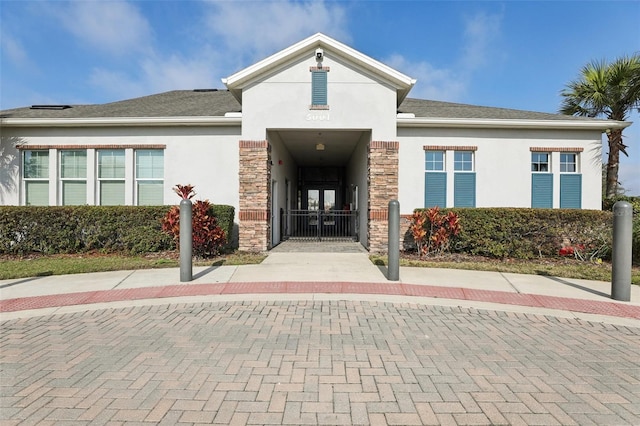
[0,204,235,256]
[211,204,235,250]
[408,208,615,261]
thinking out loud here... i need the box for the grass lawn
[370,254,640,285]
[0,251,266,280]
[1,250,638,285]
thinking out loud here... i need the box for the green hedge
[0,204,235,255]
[210,204,235,251]
[408,208,619,261]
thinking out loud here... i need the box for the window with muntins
[98,150,125,205]
[531,153,550,172]
[60,150,87,205]
[23,150,49,206]
[425,151,444,171]
[454,151,473,171]
[135,150,164,205]
[560,153,577,173]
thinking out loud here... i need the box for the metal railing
[282,209,358,241]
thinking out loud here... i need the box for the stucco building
[0,33,630,252]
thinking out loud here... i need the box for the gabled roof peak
[222,33,416,105]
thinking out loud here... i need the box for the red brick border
[17,144,167,150]
[3,282,639,319]
[530,147,584,152]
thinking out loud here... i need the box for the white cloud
[90,52,220,100]
[386,10,503,102]
[139,53,221,92]
[460,11,503,71]
[48,0,153,56]
[385,54,465,102]
[203,0,350,63]
[86,0,353,100]
[0,32,29,68]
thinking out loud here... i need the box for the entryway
[269,240,368,253]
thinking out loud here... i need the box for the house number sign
[305,112,330,121]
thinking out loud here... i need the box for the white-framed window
[453,151,475,207]
[559,153,581,208]
[454,151,473,171]
[531,152,552,208]
[531,153,550,172]
[23,150,49,206]
[135,149,164,205]
[60,150,87,205]
[97,149,125,205]
[425,151,445,171]
[424,151,446,207]
[560,153,578,173]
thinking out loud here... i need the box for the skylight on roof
[30,105,72,110]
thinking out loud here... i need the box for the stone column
[368,141,399,253]
[238,140,271,252]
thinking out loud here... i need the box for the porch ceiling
[272,129,366,167]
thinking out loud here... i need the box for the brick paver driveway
[2,300,639,425]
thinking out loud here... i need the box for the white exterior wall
[346,132,371,244]
[0,133,21,205]
[241,52,397,141]
[1,126,241,209]
[398,127,603,213]
[268,130,298,245]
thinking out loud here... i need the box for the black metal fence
[282,210,358,241]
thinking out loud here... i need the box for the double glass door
[307,188,336,211]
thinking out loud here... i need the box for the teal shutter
[531,174,553,208]
[560,174,582,208]
[311,71,327,105]
[454,173,476,207]
[425,172,446,208]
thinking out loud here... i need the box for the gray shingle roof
[0,90,241,119]
[1,89,599,123]
[398,98,595,121]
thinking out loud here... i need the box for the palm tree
[560,54,640,199]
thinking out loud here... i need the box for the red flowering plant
[173,184,196,200]
[161,184,226,257]
[410,207,461,258]
[558,234,608,264]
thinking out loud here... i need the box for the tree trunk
[605,129,622,199]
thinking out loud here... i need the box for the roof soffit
[222,33,416,105]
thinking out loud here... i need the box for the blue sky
[2,0,639,195]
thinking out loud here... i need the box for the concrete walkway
[1,250,640,425]
[1,252,639,325]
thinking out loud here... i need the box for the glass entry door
[307,189,335,211]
